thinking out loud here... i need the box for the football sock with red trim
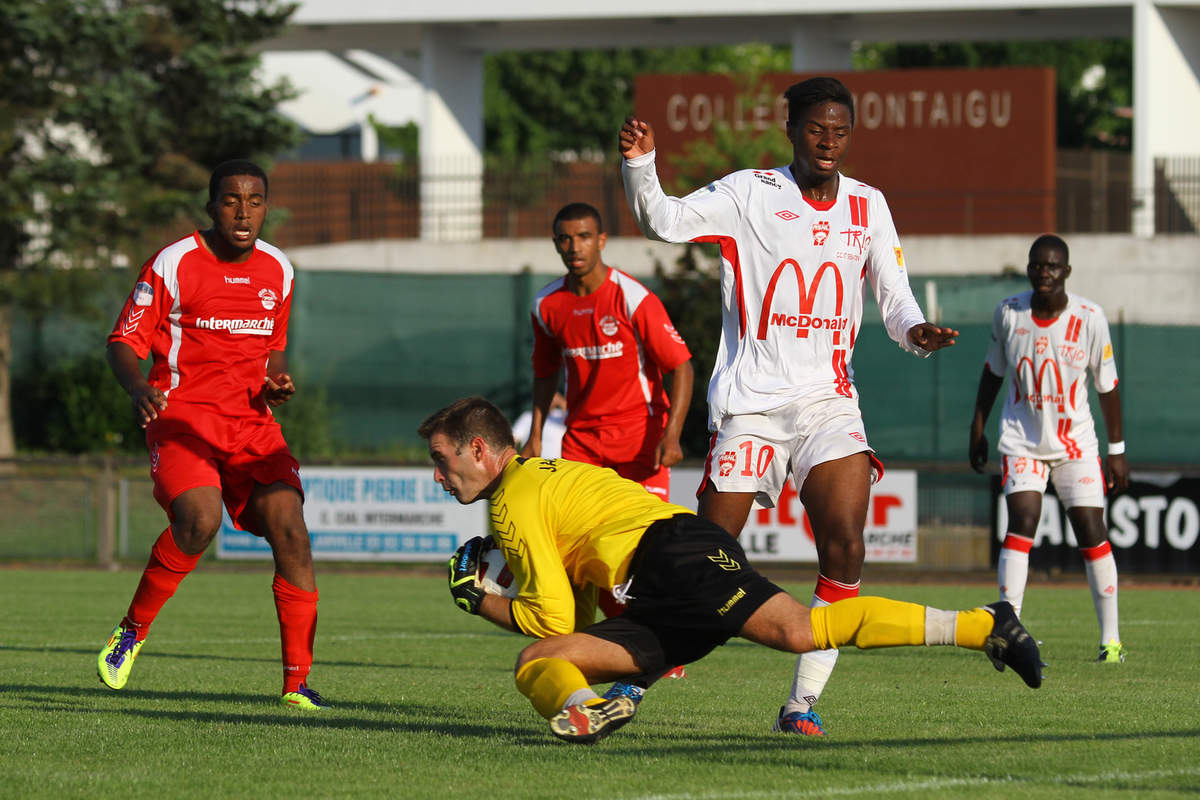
[123,527,203,640]
[1081,541,1121,644]
[783,574,859,715]
[998,533,1034,617]
[273,573,318,694]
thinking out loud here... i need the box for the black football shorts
[584,513,783,675]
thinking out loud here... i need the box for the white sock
[998,534,1033,617]
[924,608,958,646]
[563,687,601,709]
[783,595,838,715]
[1082,543,1120,644]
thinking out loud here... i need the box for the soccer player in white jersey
[619,77,959,736]
[969,234,1129,663]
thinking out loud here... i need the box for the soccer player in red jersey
[621,78,959,736]
[522,202,694,503]
[969,234,1129,664]
[97,160,326,709]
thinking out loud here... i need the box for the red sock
[814,573,861,605]
[273,573,318,694]
[123,527,203,640]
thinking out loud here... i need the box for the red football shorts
[561,414,671,500]
[145,403,302,530]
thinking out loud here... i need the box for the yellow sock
[953,608,994,650]
[514,658,590,719]
[810,596,926,649]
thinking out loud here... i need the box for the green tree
[853,40,1132,148]
[0,0,301,456]
[484,44,790,158]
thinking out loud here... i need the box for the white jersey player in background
[619,77,959,736]
[969,233,1129,664]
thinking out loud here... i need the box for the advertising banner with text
[216,466,484,561]
[990,473,1200,573]
[669,468,917,563]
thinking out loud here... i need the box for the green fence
[10,269,1198,464]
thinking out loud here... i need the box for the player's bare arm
[522,374,559,458]
[1098,387,1129,493]
[655,361,693,468]
[263,350,296,407]
[907,322,959,352]
[619,117,655,159]
[969,368,1004,473]
[106,341,166,428]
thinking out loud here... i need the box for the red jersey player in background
[522,202,694,501]
[969,233,1129,664]
[620,78,959,736]
[97,160,327,709]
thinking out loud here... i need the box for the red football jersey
[108,232,295,419]
[531,268,691,430]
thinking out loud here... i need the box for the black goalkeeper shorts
[583,513,783,675]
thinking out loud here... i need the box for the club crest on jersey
[1035,336,1049,355]
[812,220,829,245]
[598,315,619,337]
[718,450,737,477]
[259,288,277,310]
[132,282,154,307]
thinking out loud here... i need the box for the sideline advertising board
[669,467,918,563]
[216,466,485,561]
[990,473,1200,573]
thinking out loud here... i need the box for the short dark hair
[552,202,604,234]
[208,159,269,204]
[785,77,855,128]
[418,396,516,452]
[1029,233,1069,264]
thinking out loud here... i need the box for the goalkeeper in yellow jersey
[420,397,1044,744]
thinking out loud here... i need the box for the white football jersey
[623,151,928,428]
[984,290,1119,460]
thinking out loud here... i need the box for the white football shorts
[702,396,880,508]
[1000,454,1106,508]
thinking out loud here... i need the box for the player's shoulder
[997,290,1033,313]
[531,276,569,315]
[252,239,295,272]
[843,175,884,196]
[1068,292,1107,319]
[152,232,202,265]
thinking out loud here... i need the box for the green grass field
[2,568,1198,799]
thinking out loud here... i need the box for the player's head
[784,78,854,186]
[205,159,269,261]
[552,203,607,283]
[418,397,516,504]
[1027,233,1072,295]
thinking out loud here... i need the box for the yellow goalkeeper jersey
[490,455,692,639]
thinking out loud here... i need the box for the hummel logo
[775,210,799,221]
[707,549,741,571]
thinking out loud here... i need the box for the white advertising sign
[216,466,486,561]
[669,467,918,562]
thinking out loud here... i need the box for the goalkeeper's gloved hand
[448,536,486,615]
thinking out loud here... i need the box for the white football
[478,541,517,598]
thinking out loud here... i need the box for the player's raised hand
[263,372,296,407]
[448,536,487,615]
[619,116,656,159]
[908,323,959,352]
[129,383,167,428]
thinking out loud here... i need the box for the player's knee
[170,513,221,553]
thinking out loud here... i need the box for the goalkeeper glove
[448,536,486,614]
